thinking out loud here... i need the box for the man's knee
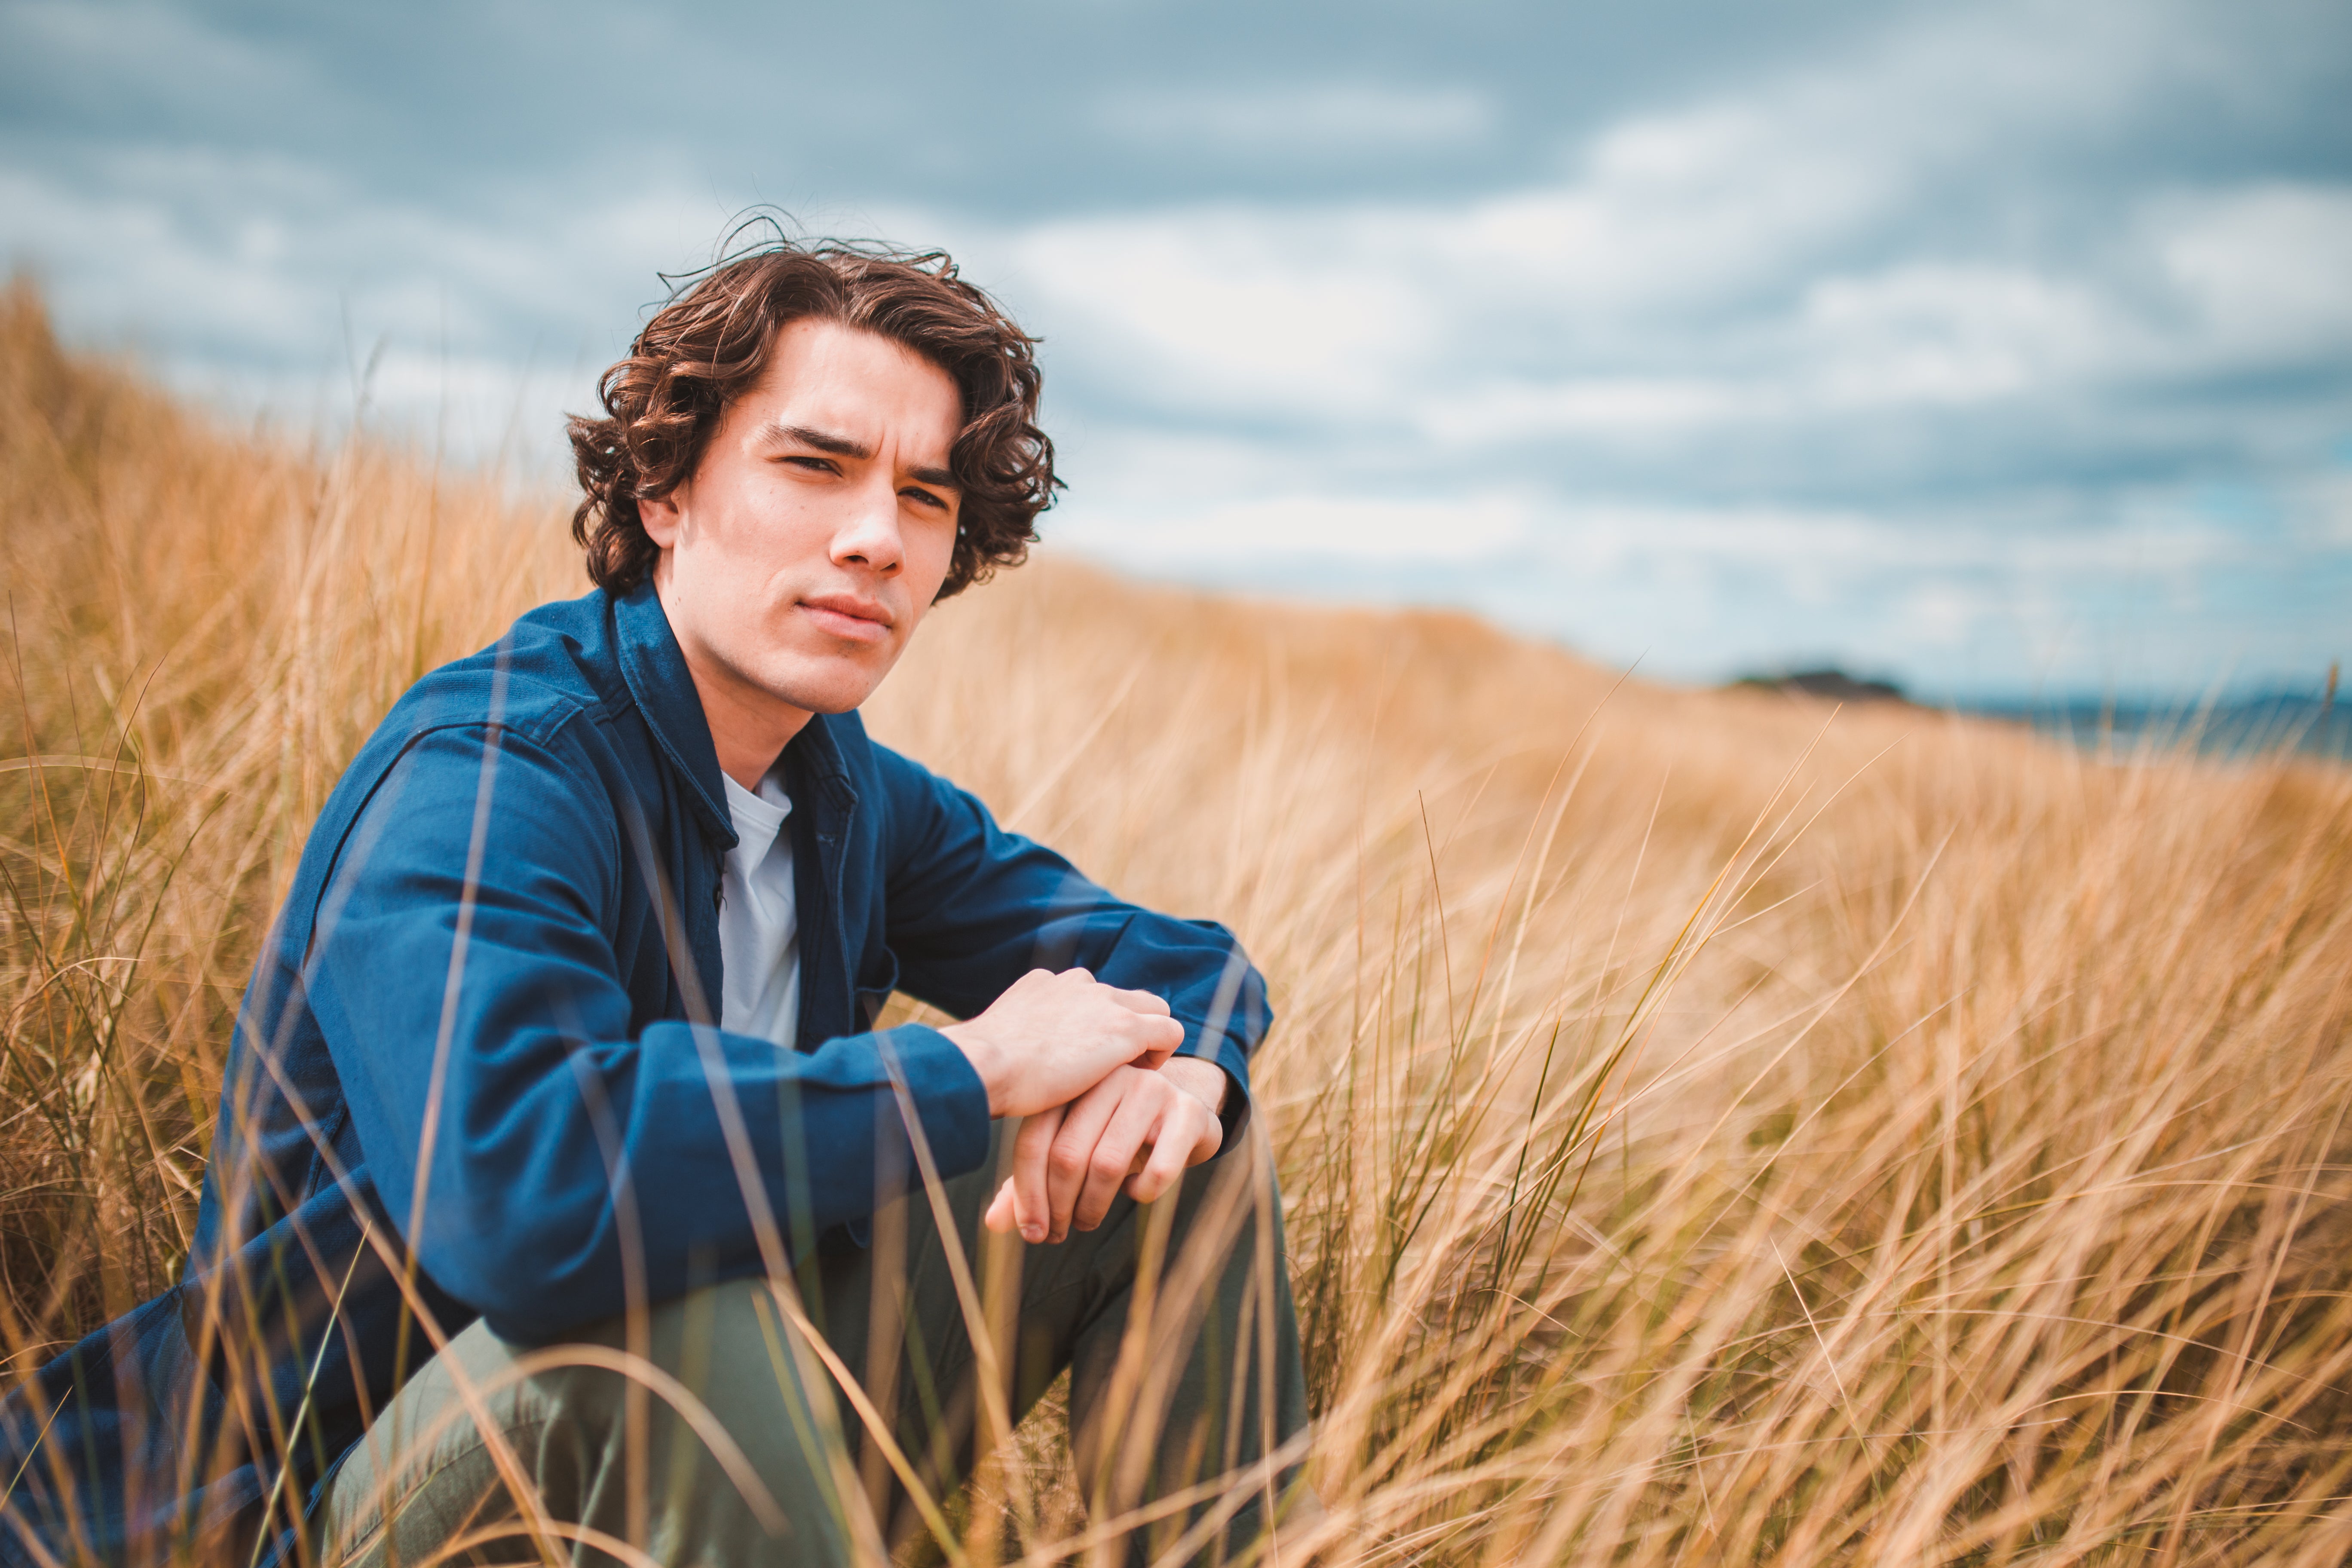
[459,1277,832,1470]
[326,1278,856,1568]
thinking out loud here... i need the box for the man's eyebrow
[764,422,869,459]
[763,423,961,490]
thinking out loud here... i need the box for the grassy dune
[6,283,2352,1564]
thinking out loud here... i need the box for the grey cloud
[3,0,1969,214]
[974,0,2351,508]
[1,0,2344,695]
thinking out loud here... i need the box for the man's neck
[696,672,809,791]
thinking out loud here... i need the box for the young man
[1,241,1310,1567]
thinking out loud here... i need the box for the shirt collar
[611,580,736,845]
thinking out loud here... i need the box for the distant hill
[1730,668,1910,704]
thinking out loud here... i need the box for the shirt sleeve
[300,720,991,1344]
[866,741,1272,1142]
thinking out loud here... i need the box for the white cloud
[1412,378,1759,443]
[2153,184,2352,367]
[1003,206,1436,416]
[1095,82,1494,157]
[2291,469,2352,548]
[0,141,737,448]
[1056,490,1535,567]
[1796,266,2121,405]
[1439,108,1890,321]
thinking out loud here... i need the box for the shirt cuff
[873,1022,992,1180]
[1175,1038,1253,1148]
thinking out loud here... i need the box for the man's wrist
[937,1021,1004,1116]
[1160,1054,1229,1115]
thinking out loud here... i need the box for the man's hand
[937,967,1182,1119]
[983,1057,1228,1244]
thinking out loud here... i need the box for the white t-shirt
[718,768,800,1049]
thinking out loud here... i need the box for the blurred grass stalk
[5,279,2351,1565]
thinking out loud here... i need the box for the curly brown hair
[567,236,1058,600]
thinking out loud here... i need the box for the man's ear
[637,486,684,551]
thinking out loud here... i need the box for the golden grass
[6,279,2351,1564]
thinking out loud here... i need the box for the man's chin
[762,658,891,719]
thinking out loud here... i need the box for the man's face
[640,318,963,745]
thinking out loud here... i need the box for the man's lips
[798,593,894,643]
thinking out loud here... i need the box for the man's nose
[831,478,904,576]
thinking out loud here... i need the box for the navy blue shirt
[0,584,1268,1566]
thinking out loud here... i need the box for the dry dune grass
[5,280,2351,1564]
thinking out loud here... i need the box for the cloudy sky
[5,0,2347,698]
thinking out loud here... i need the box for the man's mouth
[798,593,894,643]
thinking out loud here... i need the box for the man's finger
[1010,1106,1063,1244]
[1072,1089,1163,1234]
[1129,1014,1183,1069]
[1044,1084,1124,1241]
[983,1177,1017,1234]
[1105,986,1173,1017]
[1127,1114,1197,1207]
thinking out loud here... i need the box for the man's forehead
[736,359,955,464]
[762,319,956,398]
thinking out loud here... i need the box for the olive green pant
[320,1127,1312,1566]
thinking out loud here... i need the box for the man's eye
[901,487,947,511]
[784,455,836,473]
